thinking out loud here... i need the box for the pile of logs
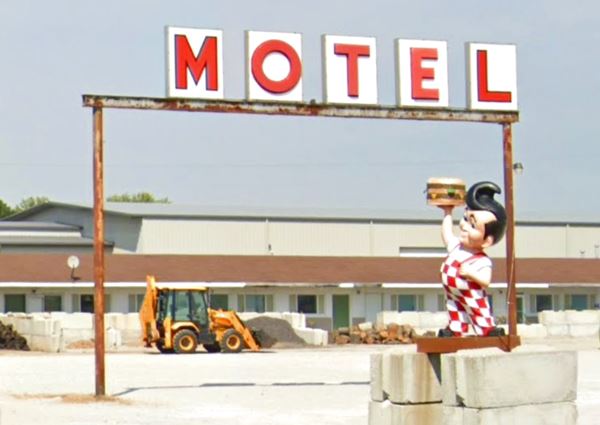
[0,320,30,351]
[334,322,417,345]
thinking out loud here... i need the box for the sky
[1,1,599,219]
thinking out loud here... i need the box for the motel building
[0,202,599,331]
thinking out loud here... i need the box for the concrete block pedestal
[369,345,578,425]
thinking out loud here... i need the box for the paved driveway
[0,340,598,425]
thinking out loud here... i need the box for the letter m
[175,35,218,90]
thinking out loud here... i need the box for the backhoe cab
[140,276,260,354]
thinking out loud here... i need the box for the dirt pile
[246,316,306,348]
[334,323,416,345]
[0,320,30,350]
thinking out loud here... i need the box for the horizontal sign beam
[82,95,518,124]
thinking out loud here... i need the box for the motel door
[332,295,350,329]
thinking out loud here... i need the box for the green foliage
[107,192,170,203]
[0,199,15,218]
[14,196,50,213]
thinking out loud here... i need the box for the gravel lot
[0,339,598,425]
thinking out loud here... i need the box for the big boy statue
[438,181,507,337]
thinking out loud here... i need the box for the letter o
[251,40,302,94]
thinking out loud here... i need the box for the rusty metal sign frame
[82,94,519,396]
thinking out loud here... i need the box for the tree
[13,196,50,213]
[0,199,15,218]
[107,192,170,203]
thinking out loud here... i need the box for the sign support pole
[502,122,517,338]
[93,105,106,397]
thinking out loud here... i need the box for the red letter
[251,40,302,94]
[477,50,512,103]
[333,43,370,97]
[410,47,439,100]
[175,35,218,90]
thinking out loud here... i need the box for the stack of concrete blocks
[369,345,578,424]
[0,313,63,352]
[239,311,328,346]
[369,345,443,424]
[376,311,449,334]
[105,313,141,345]
[539,310,600,338]
[0,312,128,351]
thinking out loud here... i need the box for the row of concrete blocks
[538,310,600,337]
[377,310,600,338]
[369,345,578,424]
[0,311,327,351]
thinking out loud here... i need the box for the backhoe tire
[173,329,198,354]
[220,329,244,353]
[203,343,221,353]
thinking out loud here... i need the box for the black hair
[466,181,507,243]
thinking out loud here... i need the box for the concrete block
[441,353,458,406]
[31,319,59,336]
[396,312,421,327]
[121,329,142,346]
[565,310,600,325]
[568,323,599,338]
[453,348,577,408]
[125,313,142,330]
[6,317,32,335]
[545,324,569,337]
[376,311,401,327]
[104,313,126,330]
[419,312,449,329]
[370,352,384,402]
[517,323,548,338]
[62,328,95,343]
[368,400,391,425]
[29,335,62,352]
[382,346,442,404]
[390,403,442,425]
[538,310,566,325]
[443,402,577,425]
[293,327,328,346]
[59,313,93,330]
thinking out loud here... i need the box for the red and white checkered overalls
[440,243,495,336]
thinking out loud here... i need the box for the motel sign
[165,27,518,112]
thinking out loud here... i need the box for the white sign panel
[246,31,303,102]
[322,35,378,105]
[466,43,518,111]
[165,27,224,99]
[396,39,448,108]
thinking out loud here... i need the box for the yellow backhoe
[139,275,260,354]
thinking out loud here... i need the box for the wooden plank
[415,336,521,353]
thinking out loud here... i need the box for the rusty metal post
[93,106,106,396]
[502,122,517,338]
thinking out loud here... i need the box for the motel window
[238,294,273,313]
[128,294,145,313]
[289,295,324,314]
[4,294,26,313]
[81,295,94,313]
[210,294,229,310]
[566,294,589,311]
[532,294,553,313]
[43,295,62,312]
[392,294,424,312]
[72,294,111,313]
[297,295,317,314]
